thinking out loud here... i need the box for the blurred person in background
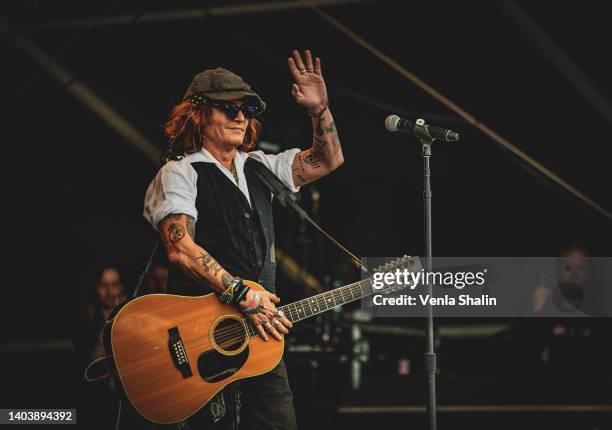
[532,245,589,315]
[500,246,607,381]
[77,264,127,366]
[75,264,130,429]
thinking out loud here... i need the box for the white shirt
[143,148,301,230]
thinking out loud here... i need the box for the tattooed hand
[238,288,292,341]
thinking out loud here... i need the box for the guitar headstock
[371,255,422,295]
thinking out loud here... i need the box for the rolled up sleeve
[143,159,198,230]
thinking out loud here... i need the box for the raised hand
[288,49,328,113]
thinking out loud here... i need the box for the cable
[114,398,122,430]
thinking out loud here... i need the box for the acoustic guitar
[103,256,420,423]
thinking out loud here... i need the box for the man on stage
[143,50,344,428]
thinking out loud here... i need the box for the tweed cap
[183,67,266,111]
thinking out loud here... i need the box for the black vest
[167,157,276,296]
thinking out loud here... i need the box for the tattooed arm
[159,213,233,292]
[159,213,292,340]
[291,108,344,187]
[288,49,344,187]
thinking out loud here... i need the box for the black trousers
[240,360,297,430]
[177,360,297,430]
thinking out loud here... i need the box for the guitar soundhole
[213,317,247,354]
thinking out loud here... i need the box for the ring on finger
[272,319,280,326]
[275,309,284,318]
[264,321,272,328]
[299,69,306,75]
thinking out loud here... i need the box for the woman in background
[75,264,130,429]
[77,264,128,366]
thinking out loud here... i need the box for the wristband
[234,285,250,304]
[218,284,235,304]
[219,277,240,304]
[229,278,246,304]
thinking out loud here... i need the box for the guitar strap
[248,157,367,273]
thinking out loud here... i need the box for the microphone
[385,115,459,142]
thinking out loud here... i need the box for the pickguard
[198,347,249,383]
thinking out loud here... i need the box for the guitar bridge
[168,327,193,378]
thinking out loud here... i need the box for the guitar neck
[244,256,420,338]
[245,279,372,337]
[279,278,374,323]
[245,279,373,337]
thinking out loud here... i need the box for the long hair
[162,100,262,161]
[79,264,124,325]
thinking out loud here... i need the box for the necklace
[229,159,239,185]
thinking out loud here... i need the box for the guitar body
[103,281,283,424]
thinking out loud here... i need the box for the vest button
[244,212,251,219]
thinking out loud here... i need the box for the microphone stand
[413,119,437,430]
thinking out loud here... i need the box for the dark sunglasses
[209,100,262,120]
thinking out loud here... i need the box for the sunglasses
[208,100,262,120]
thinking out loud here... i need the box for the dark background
[1,1,611,429]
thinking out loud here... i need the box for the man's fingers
[255,323,269,341]
[315,57,322,76]
[273,309,291,328]
[291,83,301,99]
[305,50,314,72]
[265,321,283,340]
[269,294,280,303]
[263,308,276,320]
[272,319,289,334]
[280,316,293,329]
[292,50,306,72]
[288,57,301,81]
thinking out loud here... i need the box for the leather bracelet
[234,285,250,305]
[219,277,243,304]
[230,278,247,304]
